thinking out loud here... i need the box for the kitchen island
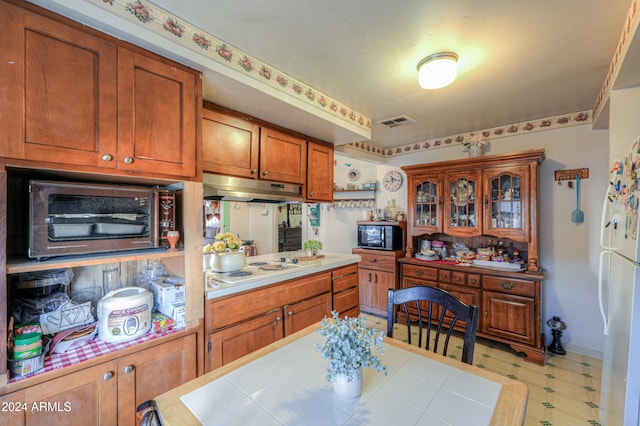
[203,252,361,371]
[154,323,528,425]
[205,252,361,299]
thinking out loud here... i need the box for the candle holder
[547,316,567,355]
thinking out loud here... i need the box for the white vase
[468,145,483,158]
[332,367,363,399]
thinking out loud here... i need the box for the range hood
[203,174,304,203]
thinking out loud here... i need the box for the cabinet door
[283,292,332,336]
[444,170,482,236]
[371,271,397,315]
[117,334,197,426]
[0,2,118,165]
[306,142,334,202]
[0,361,118,425]
[483,165,531,241]
[439,282,481,331]
[118,48,197,178]
[410,173,443,233]
[358,268,375,313]
[481,291,535,345]
[260,128,307,184]
[202,108,260,178]
[209,308,284,370]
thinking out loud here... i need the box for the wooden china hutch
[400,150,546,364]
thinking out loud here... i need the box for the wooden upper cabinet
[117,48,197,178]
[0,1,199,179]
[202,108,260,178]
[306,141,334,202]
[482,164,531,242]
[409,172,443,234]
[444,170,483,237]
[0,2,118,165]
[260,128,307,185]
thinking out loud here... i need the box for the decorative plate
[347,169,360,181]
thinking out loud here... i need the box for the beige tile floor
[361,313,603,426]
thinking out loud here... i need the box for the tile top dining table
[153,323,528,426]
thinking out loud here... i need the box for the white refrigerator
[599,137,640,425]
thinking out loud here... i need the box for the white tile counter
[205,252,361,299]
[154,324,528,426]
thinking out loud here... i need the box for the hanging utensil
[571,175,584,223]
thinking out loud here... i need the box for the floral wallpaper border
[593,0,639,120]
[345,110,593,158]
[86,0,372,134]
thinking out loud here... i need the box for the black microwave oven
[357,224,404,250]
[28,180,178,259]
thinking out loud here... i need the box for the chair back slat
[387,286,480,365]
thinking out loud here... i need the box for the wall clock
[383,170,403,192]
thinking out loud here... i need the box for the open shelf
[7,248,184,274]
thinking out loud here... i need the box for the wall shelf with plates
[332,190,376,208]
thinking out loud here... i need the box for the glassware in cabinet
[412,175,442,231]
[444,171,482,236]
[483,165,530,241]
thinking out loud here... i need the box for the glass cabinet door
[444,171,482,236]
[483,165,530,241]
[412,174,442,232]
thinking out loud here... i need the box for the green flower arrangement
[303,239,323,254]
[314,311,387,382]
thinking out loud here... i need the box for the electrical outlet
[388,198,396,208]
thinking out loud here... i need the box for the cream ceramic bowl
[210,251,246,272]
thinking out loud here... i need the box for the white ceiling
[30,0,633,152]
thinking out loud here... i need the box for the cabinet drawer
[482,276,535,297]
[333,270,358,293]
[333,287,359,314]
[333,264,358,279]
[359,252,396,271]
[402,264,438,281]
[439,271,481,288]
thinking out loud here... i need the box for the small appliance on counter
[356,221,404,250]
[97,287,152,343]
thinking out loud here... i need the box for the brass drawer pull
[501,281,514,290]
[415,269,424,276]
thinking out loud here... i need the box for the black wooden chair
[387,286,480,364]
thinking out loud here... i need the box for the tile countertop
[154,323,528,426]
[204,252,361,300]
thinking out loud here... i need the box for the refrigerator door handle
[598,250,612,335]
[600,187,616,251]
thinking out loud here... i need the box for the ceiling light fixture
[417,52,459,89]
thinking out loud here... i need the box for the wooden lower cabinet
[353,249,404,317]
[0,361,118,426]
[332,265,359,317]
[206,271,336,371]
[284,293,332,335]
[208,292,332,370]
[400,259,544,364]
[0,333,196,425]
[210,309,284,370]
[116,334,197,425]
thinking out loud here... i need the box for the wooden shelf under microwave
[6,248,183,274]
